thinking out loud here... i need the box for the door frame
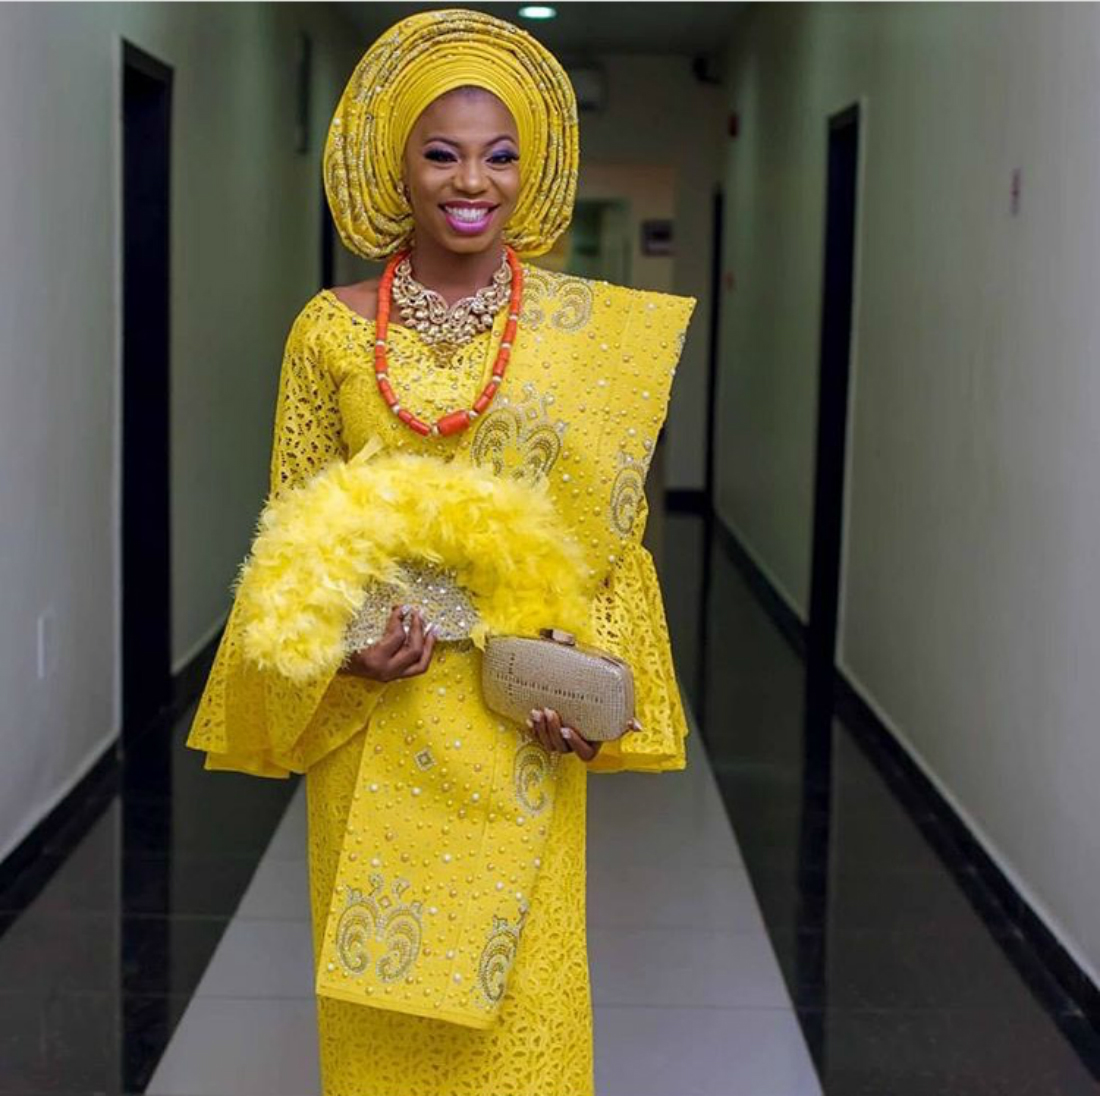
[805,101,865,709]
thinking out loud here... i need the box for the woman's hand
[526,708,642,761]
[339,604,437,682]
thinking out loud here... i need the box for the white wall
[719,2,1100,983]
[0,1,361,862]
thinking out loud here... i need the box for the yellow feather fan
[233,448,596,683]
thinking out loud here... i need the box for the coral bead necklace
[374,245,523,437]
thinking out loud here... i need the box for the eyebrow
[421,134,518,149]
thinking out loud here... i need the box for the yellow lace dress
[187,265,695,1096]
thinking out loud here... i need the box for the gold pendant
[392,251,510,356]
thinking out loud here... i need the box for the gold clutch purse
[481,628,635,742]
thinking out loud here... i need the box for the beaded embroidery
[476,909,529,1007]
[469,380,566,484]
[335,874,425,984]
[343,561,482,647]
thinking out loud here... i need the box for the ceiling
[340,2,746,58]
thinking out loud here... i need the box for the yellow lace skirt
[305,655,595,1096]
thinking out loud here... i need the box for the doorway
[805,104,860,715]
[121,43,173,740]
[321,180,337,288]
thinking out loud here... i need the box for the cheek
[409,169,436,199]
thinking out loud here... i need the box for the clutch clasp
[538,627,577,646]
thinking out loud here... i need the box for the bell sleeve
[186,304,388,778]
[579,286,695,774]
[583,490,690,774]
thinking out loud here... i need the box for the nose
[454,155,488,195]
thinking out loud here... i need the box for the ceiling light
[518,5,557,20]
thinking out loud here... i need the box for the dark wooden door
[122,43,173,738]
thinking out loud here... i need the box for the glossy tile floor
[2,510,1099,1094]
[682,513,1100,1096]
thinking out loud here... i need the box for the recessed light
[518,5,557,20]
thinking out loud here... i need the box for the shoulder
[326,278,380,321]
[283,278,379,345]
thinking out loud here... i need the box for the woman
[187,9,694,1094]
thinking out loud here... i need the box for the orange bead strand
[374,247,523,438]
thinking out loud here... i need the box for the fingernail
[561,727,572,740]
[426,622,438,635]
[400,604,411,616]
[525,718,534,729]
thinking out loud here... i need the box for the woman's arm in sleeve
[584,494,690,775]
[186,304,387,777]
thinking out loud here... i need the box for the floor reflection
[668,509,1100,1095]
[0,710,296,1094]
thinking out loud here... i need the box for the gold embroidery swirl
[513,739,558,814]
[609,459,645,536]
[470,382,565,484]
[477,909,529,1006]
[335,873,424,983]
[521,268,593,331]
[335,889,377,974]
[376,883,424,983]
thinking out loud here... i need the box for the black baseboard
[713,516,806,658]
[836,675,1100,1036]
[0,625,224,919]
[0,739,119,911]
[666,487,709,515]
[714,514,1100,1039]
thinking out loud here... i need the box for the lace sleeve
[584,495,689,774]
[186,304,387,778]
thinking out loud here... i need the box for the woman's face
[403,88,521,256]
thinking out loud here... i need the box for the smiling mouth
[441,204,497,233]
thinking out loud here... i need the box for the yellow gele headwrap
[324,8,578,260]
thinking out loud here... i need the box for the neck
[408,236,506,306]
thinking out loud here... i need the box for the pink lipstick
[441,201,497,236]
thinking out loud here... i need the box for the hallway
[5,3,1100,1093]
[2,509,1098,1094]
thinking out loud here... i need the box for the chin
[439,232,506,256]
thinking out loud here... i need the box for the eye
[424,148,457,163]
[489,150,519,165]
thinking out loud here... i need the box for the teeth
[445,206,491,223]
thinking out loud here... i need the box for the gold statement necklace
[390,249,512,367]
[374,247,523,438]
